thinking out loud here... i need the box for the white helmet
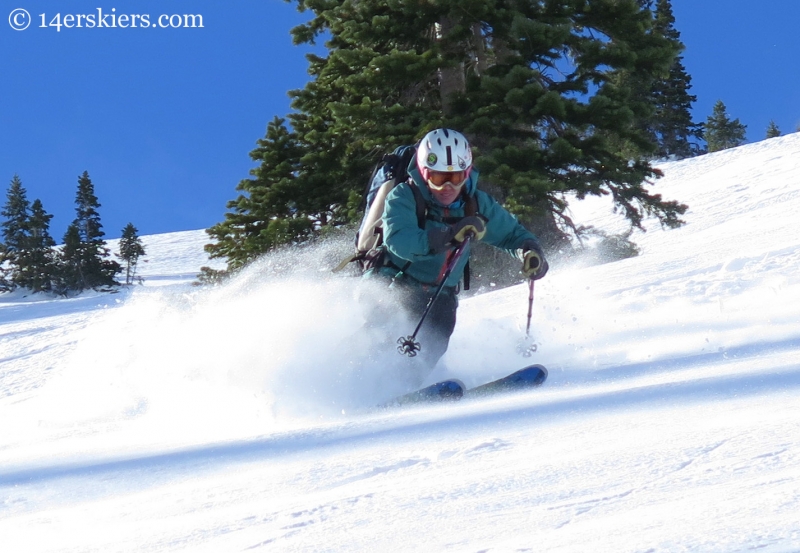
[416,128,473,182]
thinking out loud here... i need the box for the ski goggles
[426,170,468,191]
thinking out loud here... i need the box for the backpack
[333,144,478,288]
[359,145,419,238]
[333,144,422,273]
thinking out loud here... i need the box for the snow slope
[2,134,800,552]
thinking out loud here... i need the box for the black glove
[452,216,487,243]
[521,239,548,280]
[427,216,487,254]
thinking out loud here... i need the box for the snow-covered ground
[2,134,800,552]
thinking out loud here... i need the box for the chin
[433,191,459,205]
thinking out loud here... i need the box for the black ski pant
[359,274,458,384]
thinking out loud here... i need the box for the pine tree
[1,175,31,286]
[649,0,703,158]
[62,171,121,290]
[206,117,311,269]
[615,0,701,159]
[1,174,36,291]
[0,245,11,292]
[0,176,60,292]
[56,223,84,295]
[704,100,747,152]
[766,120,781,139]
[16,199,57,292]
[208,0,688,269]
[117,223,146,284]
[0,240,11,292]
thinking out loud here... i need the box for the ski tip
[518,364,548,385]
[524,363,548,376]
[463,365,548,398]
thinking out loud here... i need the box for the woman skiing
[363,128,548,385]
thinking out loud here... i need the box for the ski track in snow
[2,135,800,552]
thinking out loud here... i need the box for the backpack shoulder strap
[407,181,427,230]
[461,190,480,291]
[464,191,479,217]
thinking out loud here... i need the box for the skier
[362,128,549,386]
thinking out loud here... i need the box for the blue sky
[2,1,799,239]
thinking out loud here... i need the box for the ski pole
[397,234,473,357]
[525,278,535,338]
[517,277,538,357]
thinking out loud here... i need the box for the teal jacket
[380,155,540,288]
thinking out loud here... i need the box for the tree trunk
[472,23,489,76]
[438,16,465,116]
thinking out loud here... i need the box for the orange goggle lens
[426,170,467,191]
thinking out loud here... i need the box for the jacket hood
[407,153,479,208]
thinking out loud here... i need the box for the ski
[381,379,465,407]
[463,364,548,398]
[381,364,548,408]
